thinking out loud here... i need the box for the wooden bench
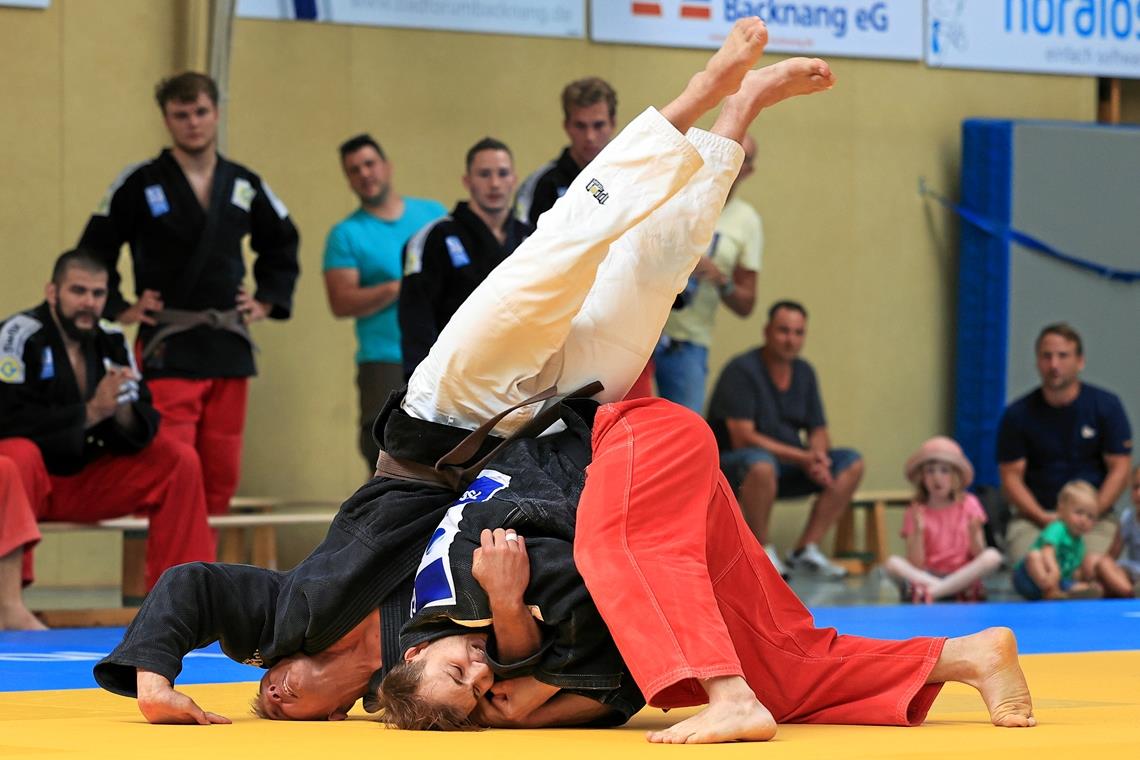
[831,488,913,574]
[35,499,336,627]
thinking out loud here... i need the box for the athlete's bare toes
[704,17,769,91]
[974,628,1036,728]
[737,57,836,110]
[646,700,777,744]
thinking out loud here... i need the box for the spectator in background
[0,250,214,628]
[706,300,863,579]
[79,71,300,521]
[324,134,447,468]
[515,76,617,227]
[998,323,1132,563]
[654,133,760,413]
[1011,480,1132,600]
[398,138,533,379]
[1106,464,1140,594]
[884,437,1003,603]
[515,76,659,400]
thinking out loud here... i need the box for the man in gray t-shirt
[706,300,863,579]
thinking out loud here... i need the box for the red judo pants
[0,435,214,589]
[574,399,946,726]
[147,377,248,516]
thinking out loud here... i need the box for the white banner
[237,0,584,39]
[590,0,923,60]
[926,0,1140,78]
[1,1,50,7]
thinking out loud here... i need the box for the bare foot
[937,627,1035,728]
[646,676,777,744]
[0,605,48,631]
[728,57,835,118]
[661,17,768,129]
[699,17,770,101]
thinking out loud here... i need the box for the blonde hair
[1056,480,1098,513]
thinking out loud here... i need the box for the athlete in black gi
[397,138,532,379]
[78,71,299,519]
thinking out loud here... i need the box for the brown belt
[139,308,255,362]
[375,380,603,491]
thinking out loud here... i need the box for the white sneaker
[787,543,848,579]
[764,544,789,578]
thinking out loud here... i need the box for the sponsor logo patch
[40,346,54,380]
[585,178,609,205]
[144,185,170,217]
[444,235,470,268]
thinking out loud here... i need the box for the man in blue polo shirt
[998,322,1133,562]
[323,134,446,469]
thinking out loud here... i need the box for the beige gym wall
[1,1,1106,581]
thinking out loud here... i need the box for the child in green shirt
[1012,480,1102,600]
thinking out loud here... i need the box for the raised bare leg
[659,17,769,134]
[0,549,46,631]
[928,627,1035,727]
[710,57,837,142]
[646,675,777,744]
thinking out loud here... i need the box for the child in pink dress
[885,437,1004,603]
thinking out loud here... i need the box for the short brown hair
[1035,322,1083,356]
[561,77,617,121]
[155,72,218,110]
[375,660,479,731]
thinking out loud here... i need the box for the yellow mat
[2,651,1137,759]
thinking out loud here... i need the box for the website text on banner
[236,0,585,39]
[591,1,923,60]
[927,0,1140,78]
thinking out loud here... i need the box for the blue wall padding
[954,119,1013,488]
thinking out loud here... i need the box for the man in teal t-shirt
[323,134,446,469]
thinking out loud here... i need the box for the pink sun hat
[904,436,974,489]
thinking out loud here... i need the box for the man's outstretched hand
[136,669,231,725]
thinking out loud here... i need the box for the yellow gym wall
[0,1,1107,583]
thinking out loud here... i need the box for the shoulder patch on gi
[404,217,452,276]
[94,161,147,216]
[410,470,511,615]
[444,235,470,268]
[144,184,170,217]
[0,314,42,384]
[259,179,290,219]
[231,178,256,212]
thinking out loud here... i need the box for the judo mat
[2,600,1138,759]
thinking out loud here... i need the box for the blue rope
[920,179,1140,283]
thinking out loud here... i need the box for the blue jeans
[1011,561,1073,600]
[653,339,708,413]
[720,446,863,497]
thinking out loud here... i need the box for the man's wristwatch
[718,279,735,298]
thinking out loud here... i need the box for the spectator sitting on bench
[0,249,214,630]
[706,300,863,579]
